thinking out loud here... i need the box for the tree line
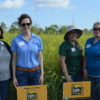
[0,21,92,34]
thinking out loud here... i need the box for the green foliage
[31,26,38,34]
[58,25,68,34]
[3,33,93,100]
[45,25,67,34]
[0,22,7,32]
[6,23,93,36]
[83,28,89,34]
[8,21,21,34]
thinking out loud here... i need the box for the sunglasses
[21,23,31,27]
[93,28,100,31]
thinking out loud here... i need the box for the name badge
[18,41,25,46]
[86,44,91,48]
[71,48,76,52]
[0,41,4,45]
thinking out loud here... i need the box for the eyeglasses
[21,23,31,27]
[93,28,100,31]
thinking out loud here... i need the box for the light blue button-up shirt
[11,33,43,68]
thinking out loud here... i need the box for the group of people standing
[0,13,100,100]
[59,22,100,100]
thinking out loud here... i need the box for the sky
[0,0,100,30]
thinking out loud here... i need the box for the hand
[66,75,72,82]
[39,74,44,85]
[13,77,18,89]
[83,69,88,78]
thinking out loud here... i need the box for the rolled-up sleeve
[38,37,43,51]
[59,42,67,56]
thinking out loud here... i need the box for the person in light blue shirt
[84,22,100,100]
[11,14,44,88]
[11,33,43,68]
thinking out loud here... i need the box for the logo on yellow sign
[72,84,83,95]
[27,90,37,100]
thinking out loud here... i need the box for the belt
[16,66,40,72]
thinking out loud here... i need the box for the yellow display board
[17,85,47,100]
[63,81,91,99]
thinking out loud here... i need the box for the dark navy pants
[71,74,82,82]
[0,79,9,100]
[16,69,40,86]
[88,76,100,100]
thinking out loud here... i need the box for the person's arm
[60,55,72,82]
[83,54,88,78]
[12,51,18,88]
[38,51,44,85]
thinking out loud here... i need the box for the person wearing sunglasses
[84,22,100,100]
[11,14,44,88]
[0,27,12,100]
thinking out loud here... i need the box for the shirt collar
[31,33,36,38]
[19,33,25,40]
[92,37,100,45]
[19,33,36,40]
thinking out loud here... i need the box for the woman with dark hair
[0,27,3,39]
[0,27,11,100]
[11,14,44,88]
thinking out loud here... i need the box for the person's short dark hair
[0,27,3,39]
[18,14,32,26]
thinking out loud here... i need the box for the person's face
[68,30,77,41]
[20,18,31,33]
[93,24,100,38]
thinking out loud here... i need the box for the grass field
[2,33,93,100]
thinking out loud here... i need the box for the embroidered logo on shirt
[18,41,25,46]
[86,44,91,48]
